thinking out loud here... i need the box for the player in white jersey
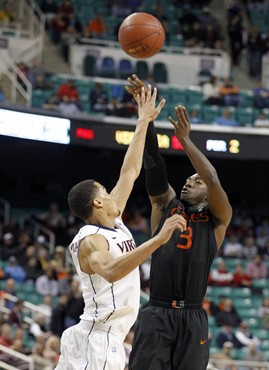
[55,86,187,370]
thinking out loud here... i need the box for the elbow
[105,269,121,283]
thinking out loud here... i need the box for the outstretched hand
[125,74,146,102]
[157,214,187,245]
[137,84,165,123]
[169,105,191,141]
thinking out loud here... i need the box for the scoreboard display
[1,107,269,160]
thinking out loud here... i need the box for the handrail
[0,344,34,370]
[23,216,55,255]
[0,361,19,370]
[210,358,269,368]
[0,292,51,318]
[0,51,32,107]
[77,37,228,58]
[0,197,10,225]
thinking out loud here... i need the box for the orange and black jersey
[150,197,217,304]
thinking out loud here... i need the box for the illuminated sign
[206,139,240,154]
[171,136,184,151]
[115,130,170,149]
[76,128,94,140]
[206,139,227,152]
[0,109,70,144]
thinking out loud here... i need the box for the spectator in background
[2,279,16,309]
[246,254,268,278]
[189,108,202,123]
[8,300,24,328]
[0,85,5,103]
[209,259,233,286]
[0,232,15,260]
[42,93,60,111]
[41,0,58,27]
[202,76,222,105]
[89,82,108,113]
[234,321,260,348]
[0,323,13,347]
[4,256,26,282]
[64,280,84,329]
[254,111,269,127]
[227,5,244,66]
[50,294,68,337]
[253,82,269,109]
[27,60,51,86]
[214,109,239,126]
[211,341,237,369]
[247,25,263,78]
[51,13,67,43]
[43,335,60,366]
[216,324,238,348]
[201,24,222,49]
[243,342,266,368]
[25,256,43,282]
[32,340,54,370]
[29,314,48,339]
[35,266,59,296]
[33,75,54,90]
[242,236,258,260]
[84,13,108,39]
[58,0,74,18]
[215,298,242,327]
[232,264,252,287]
[202,296,217,316]
[154,5,171,44]
[258,297,269,329]
[37,202,64,231]
[219,77,242,107]
[58,79,80,104]
[59,95,81,116]
[223,234,243,257]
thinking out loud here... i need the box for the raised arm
[169,105,232,247]
[110,86,165,217]
[79,214,186,282]
[126,74,176,234]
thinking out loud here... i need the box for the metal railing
[0,51,32,107]
[22,216,55,255]
[0,197,10,225]
[0,344,34,370]
[209,358,269,369]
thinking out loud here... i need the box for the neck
[87,214,116,229]
[181,200,207,212]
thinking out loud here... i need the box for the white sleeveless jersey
[69,218,140,338]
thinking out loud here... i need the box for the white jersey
[69,218,140,339]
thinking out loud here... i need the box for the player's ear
[93,198,103,209]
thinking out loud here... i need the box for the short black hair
[68,179,98,221]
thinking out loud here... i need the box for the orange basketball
[118,12,165,59]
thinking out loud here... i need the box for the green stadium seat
[233,298,252,308]
[169,34,183,47]
[186,88,203,105]
[231,348,244,360]
[14,282,36,295]
[209,347,219,356]
[224,258,242,270]
[246,317,259,328]
[169,88,187,105]
[262,288,269,297]
[239,90,254,107]
[253,329,269,340]
[208,316,216,326]
[202,105,220,124]
[252,279,269,289]
[212,286,233,298]
[236,107,254,126]
[232,287,251,298]
[237,308,257,319]
[261,340,269,351]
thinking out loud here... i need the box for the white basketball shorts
[55,320,126,370]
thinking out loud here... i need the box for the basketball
[118,12,165,59]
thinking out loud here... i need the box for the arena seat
[119,59,134,80]
[202,105,220,123]
[99,57,116,78]
[232,287,251,298]
[153,62,168,83]
[135,61,149,80]
[236,107,254,126]
[83,55,97,77]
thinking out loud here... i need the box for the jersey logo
[170,208,209,223]
[116,239,136,253]
[200,340,207,345]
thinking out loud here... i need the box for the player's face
[180,174,208,206]
[95,183,121,217]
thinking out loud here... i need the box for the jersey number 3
[177,226,193,250]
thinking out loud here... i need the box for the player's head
[180,173,208,207]
[68,179,120,222]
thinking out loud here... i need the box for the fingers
[132,74,145,88]
[141,87,146,106]
[175,105,181,122]
[168,214,187,231]
[156,98,166,113]
[182,106,190,123]
[146,84,152,103]
[168,115,177,128]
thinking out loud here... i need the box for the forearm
[181,136,219,184]
[120,117,149,177]
[106,235,162,282]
